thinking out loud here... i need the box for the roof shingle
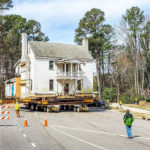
[29,41,93,60]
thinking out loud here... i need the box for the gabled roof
[29,41,93,60]
[14,59,21,68]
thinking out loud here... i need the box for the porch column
[82,79,84,97]
[71,63,73,77]
[63,79,65,98]
[57,64,58,75]
[78,63,79,77]
[57,80,58,96]
[64,63,66,77]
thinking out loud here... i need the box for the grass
[124,103,150,111]
[112,107,150,120]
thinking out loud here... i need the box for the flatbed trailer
[21,95,94,112]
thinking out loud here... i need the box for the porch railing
[57,71,85,78]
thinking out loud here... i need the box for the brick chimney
[21,33,28,61]
[82,38,88,51]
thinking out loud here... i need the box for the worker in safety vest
[119,100,122,107]
[15,102,20,117]
[123,109,134,138]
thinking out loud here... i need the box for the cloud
[5,0,150,43]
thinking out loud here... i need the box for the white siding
[34,58,57,94]
[5,82,16,97]
[82,62,94,93]
[28,48,35,94]
[15,65,20,75]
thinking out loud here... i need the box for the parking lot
[0,106,150,150]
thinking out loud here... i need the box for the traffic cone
[24,117,28,127]
[44,117,48,127]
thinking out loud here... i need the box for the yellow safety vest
[15,104,20,110]
[120,101,122,105]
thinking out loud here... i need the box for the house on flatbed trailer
[4,33,94,99]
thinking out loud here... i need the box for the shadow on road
[0,125,16,127]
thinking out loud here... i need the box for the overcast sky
[5,0,150,44]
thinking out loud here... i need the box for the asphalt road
[0,106,150,150]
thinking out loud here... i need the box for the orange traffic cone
[24,117,28,127]
[44,118,48,127]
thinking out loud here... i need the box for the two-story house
[4,33,94,99]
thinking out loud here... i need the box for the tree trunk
[134,69,137,94]
[136,57,140,95]
[96,59,101,100]
[108,52,110,74]
[141,71,144,96]
[117,81,120,103]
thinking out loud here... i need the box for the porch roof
[56,58,85,64]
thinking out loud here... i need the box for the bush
[102,88,117,102]
[132,94,145,103]
[146,98,150,102]
[120,93,130,104]
[120,93,146,104]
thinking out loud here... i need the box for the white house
[5,33,94,99]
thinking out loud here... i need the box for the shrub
[102,88,117,102]
[120,93,130,104]
[146,98,150,102]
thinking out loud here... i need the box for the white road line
[52,125,150,140]
[31,143,36,148]
[23,134,27,137]
[51,125,126,137]
[135,136,150,140]
[35,112,108,150]
[35,112,150,140]
[35,112,40,122]
[52,127,109,150]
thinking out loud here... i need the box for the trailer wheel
[44,107,47,112]
[77,107,80,112]
[35,105,39,111]
[25,104,28,109]
[86,107,89,112]
[55,105,60,112]
[47,107,52,112]
[30,104,35,111]
[74,107,77,112]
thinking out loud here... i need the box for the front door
[64,83,69,95]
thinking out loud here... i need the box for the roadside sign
[0,105,10,127]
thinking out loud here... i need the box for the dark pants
[16,110,20,117]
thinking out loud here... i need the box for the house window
[31,79,32,91]
[49,61,54,70]
[49,80,54,91]
[77,80,81,90]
